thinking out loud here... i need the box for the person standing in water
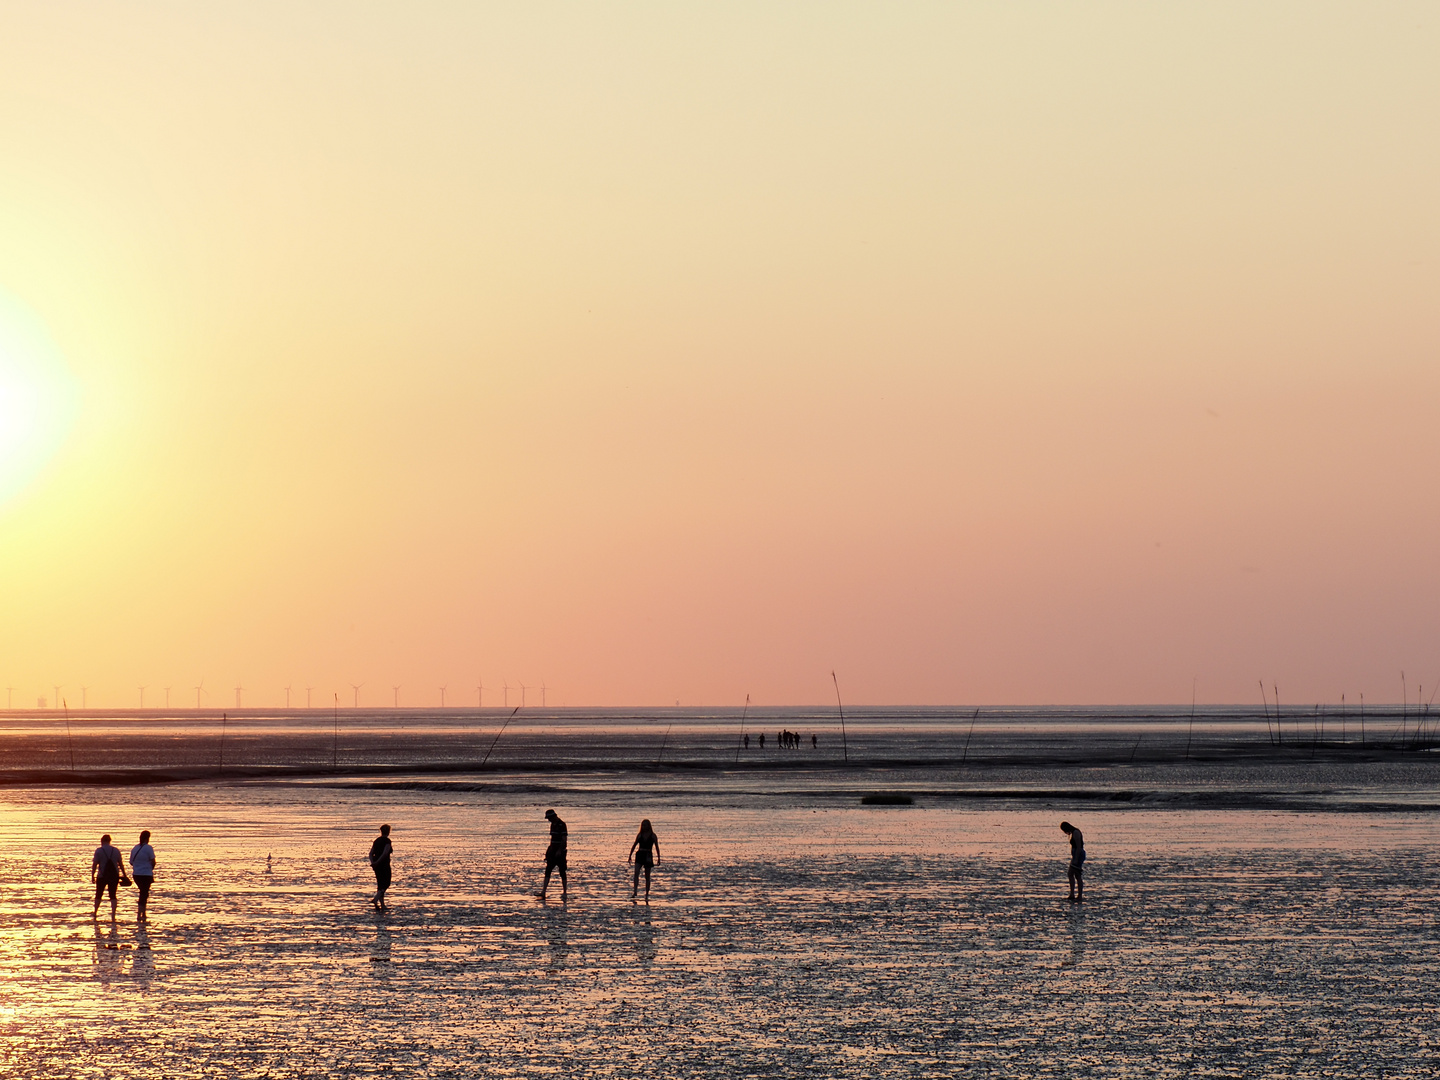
[628,819,660,901]
[129,831,156,923]
[369,824,393,910]
[540,809,567,901]
[1060,821,1085,901]
[91,834,123,921]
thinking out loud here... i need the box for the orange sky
[1,3,1437,708]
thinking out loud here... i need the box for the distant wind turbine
[476,682,485,708]
[540,683,547,707]
[234,686,244,708]
[351,683,363,708]
[163,687,171,709]
[519,682,527,707]
[284,685,292,709]
[502,681,510,708]
[81,686,89,710]
[393,686,400,708]
[439,686,447,708]
[306,686,313,708]
[194,681,207,709]
[138,686,146,709]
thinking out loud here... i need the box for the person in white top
[129,831,156,923]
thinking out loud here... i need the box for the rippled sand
[1,775,1436,1077]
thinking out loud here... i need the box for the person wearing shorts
[1061,821,1085,901]
[541,809,567,901]
[628,819,660,901]
[129,831,156,923]
[92,834,123,920]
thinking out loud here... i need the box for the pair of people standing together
[536,810,662,903]
[91,831,156,922]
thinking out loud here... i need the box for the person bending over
[1061,821,1085,902]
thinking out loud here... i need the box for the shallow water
[1,771,1437,1077]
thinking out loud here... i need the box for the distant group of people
[90,831,155,923]
[742,731,818,750]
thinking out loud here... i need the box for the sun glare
[0,291,76,510]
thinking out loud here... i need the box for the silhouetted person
[758,733,765,749]
[91,834,123,921]
[541,809,567,901]
[743,734,749,750]
[129,830,156,923]
[369,825,393,910]
[628,819,660,901]
[1061,821,1085,901]
[811,734,817,749]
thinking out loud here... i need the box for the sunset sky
[1,3,1437,708]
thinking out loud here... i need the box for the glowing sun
[0,291,77,509]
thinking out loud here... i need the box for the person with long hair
[129,830,156,923]
[628,819,660,901]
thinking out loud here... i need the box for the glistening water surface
[1,768,1436,1078]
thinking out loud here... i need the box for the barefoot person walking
[91,834,124,921]
[369,824,393,910]
[540,809,567,902]
[628,819,660,901]
[129,831,156,923]
[1061,821,1085,902]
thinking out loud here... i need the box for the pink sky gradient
[1,4,1437,707]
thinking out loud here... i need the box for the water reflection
[131,926,155,989]
[630,909,657,967]
[370,922,393,971]
[543,911,569,971]
[92,923,122,985]
[1061,908,1086,970]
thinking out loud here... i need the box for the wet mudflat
[0,778,1436,1078]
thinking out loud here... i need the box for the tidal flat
[1,742,1437,1077]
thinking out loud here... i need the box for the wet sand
[1,763,1437,1077]
[1,706,1437,784]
